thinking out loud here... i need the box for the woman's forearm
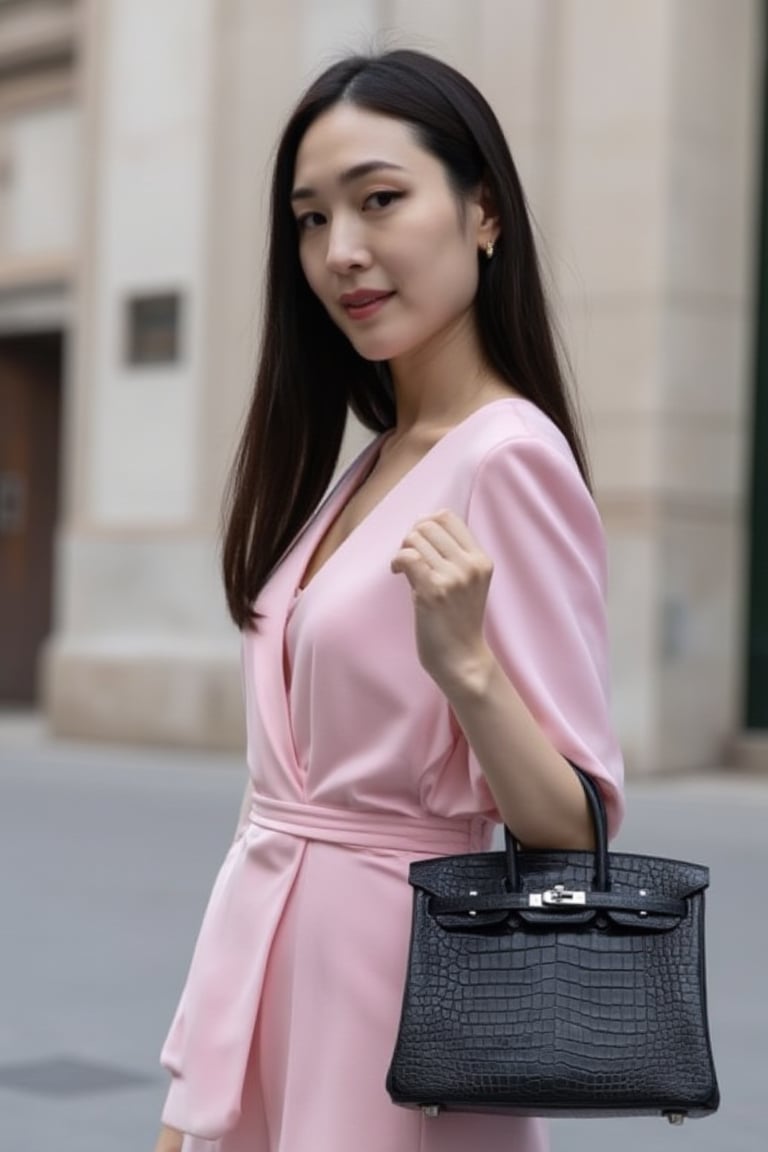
[438,644,593,849]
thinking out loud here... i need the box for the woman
[154,49,624,1152]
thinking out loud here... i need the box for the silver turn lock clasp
[422,1105,441,1118]
[529,884,586,908]
[666,1112,686,1125]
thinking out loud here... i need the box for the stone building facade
[0,0,765,775]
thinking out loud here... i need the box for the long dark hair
[222,49,589,629]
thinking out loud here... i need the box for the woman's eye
[364,191,402,211]
[296,211,326,232]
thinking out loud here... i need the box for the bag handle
[503,766,610,892]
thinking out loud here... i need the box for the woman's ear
[473,177,501,250]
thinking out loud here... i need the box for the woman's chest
[300,440,440,591]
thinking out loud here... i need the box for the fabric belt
[249,792,490,854]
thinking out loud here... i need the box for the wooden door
[0,334,62,703]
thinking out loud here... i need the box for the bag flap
[408,847,710,906]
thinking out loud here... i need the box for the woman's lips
[341,292,395,321]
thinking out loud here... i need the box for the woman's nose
[325,218,370,273]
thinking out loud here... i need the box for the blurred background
[0,2,767,1149]
[1,0,767,775]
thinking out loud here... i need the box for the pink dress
[160,398,625,1152]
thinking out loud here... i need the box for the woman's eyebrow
[291,160,406,202]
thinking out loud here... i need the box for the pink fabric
[160,397,624,1152]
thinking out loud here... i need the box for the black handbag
[386,768,719,1124]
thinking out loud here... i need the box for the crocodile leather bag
[387,768,719,1123]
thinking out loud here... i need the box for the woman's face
[291,104,492,364]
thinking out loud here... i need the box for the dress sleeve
[465,434,625,839]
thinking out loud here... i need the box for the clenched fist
[391,509,494,693]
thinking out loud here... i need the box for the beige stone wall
[36,0,764,770]
[558,0,761,773]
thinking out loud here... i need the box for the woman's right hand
[153,1123,185,1152]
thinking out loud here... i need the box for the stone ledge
[726,732,768,775]
[41,638,245,752]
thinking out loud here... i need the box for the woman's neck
[388,309,514,437]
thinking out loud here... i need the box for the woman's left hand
[391,509,494,693]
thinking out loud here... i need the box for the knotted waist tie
[249,792,491,854]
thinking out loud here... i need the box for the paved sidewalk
[0,716,765,1151]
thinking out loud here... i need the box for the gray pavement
[0,713,765,1151]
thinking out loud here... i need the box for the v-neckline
[294,433,390,597]
[294,396,530,598]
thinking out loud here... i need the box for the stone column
[44,0,245,748]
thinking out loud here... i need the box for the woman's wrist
[432,642,497,703]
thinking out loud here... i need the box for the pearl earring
[484,240,495,260]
